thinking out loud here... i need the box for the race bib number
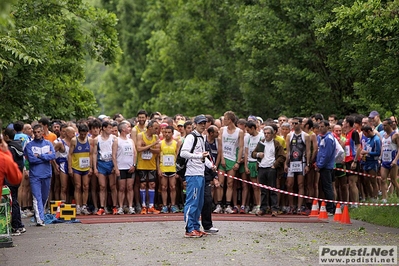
[345,145,350,156]
[223,146,233,157]
[290,161,303,172]
[141,150,153,160]
[123,145,133,156]
[100,152,112,161]
[79,157,90,168]
[163,155,174,166]
[382,151,392,162]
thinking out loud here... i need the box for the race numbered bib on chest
[345,145,350,156]
[163,155,175,166]
[123,145,133,156]
[79,157,90,168]
[141,150,153,160]
[382,151,392,162]
[290,161,303,172]
[100,152,112,161]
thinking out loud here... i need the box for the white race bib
[345,145,350,156]
[382,151,392,162]
[79,157,90,168]
[290,161,303,172]
[100,152,112,161]
[141,150,153,160]
[123,145,133,156]
[163,155,174,166]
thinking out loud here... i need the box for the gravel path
[1,217,398,265]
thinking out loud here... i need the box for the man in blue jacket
[24,124,56,226]
[315,120,336,215]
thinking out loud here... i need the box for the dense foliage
[0,0,120,123]
[88,0,399,120]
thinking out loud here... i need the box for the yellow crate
[59,204,76,220]
[50,200,65,214]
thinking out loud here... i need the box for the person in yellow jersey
[131,110,148,213]
[136,120,161,214]
[157,126,181,213]
[68,124,93,215]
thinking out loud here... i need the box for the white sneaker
[117,207,124,215]
[224,205,233,214]
[213,204,223,214]
[128,207,136,214]
[76,206,81,215]
[204,227,219,234]
[81,205,90,215]
[381,199,387,204]
[249,205,260,214]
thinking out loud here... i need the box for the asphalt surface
[1,215,399,266]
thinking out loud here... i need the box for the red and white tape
[218,170,399,207]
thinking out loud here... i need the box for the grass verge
[349,196,399,228]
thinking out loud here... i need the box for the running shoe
[11,229,21,236]
[249,205,260,214]
[244,206,250,214]
[18,227,26,234]
[381,199,387,204]
[36,221,45,227]
[184,230,202,238]
[128,207,136,214]
[135,205,142,214]
[198,231,209,237]
[204,227,219,234]
[96,208,105,215]
[24,209,34,217]
[113,207,118,215]
[224,205,233,214]
[256,209,266,216]
[160,206,169,213]
[76,206,81,215]
[140,207,147,215]
[81,205,91,215]
[117,207,124,215]
[213,204,223,214]
[271,211,278,217]
[147,206,160,214]
[231,206,239,214]
[170,205,179,213]
[239,207,246,214]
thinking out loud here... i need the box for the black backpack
[176,133,198,178]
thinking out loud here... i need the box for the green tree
[0,0,120,123]
[320,0,399,117]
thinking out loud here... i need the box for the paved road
[1,217,398,265]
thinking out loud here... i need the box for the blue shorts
[97,160,114,176]
[73,169,89,176]
[56,158,68,174]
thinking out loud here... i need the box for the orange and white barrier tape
[218,170,399,207]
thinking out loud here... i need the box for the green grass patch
[349,196,399,228]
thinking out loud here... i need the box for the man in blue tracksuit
[24,124,56,226]
[315,120,336,214]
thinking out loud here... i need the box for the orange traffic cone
[340,204,352,225]
[318,201,328,220]
[309,200,319,217]
[333,203,342,222]
[55,202,61,219]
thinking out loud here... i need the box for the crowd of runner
[6,109,399,233]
